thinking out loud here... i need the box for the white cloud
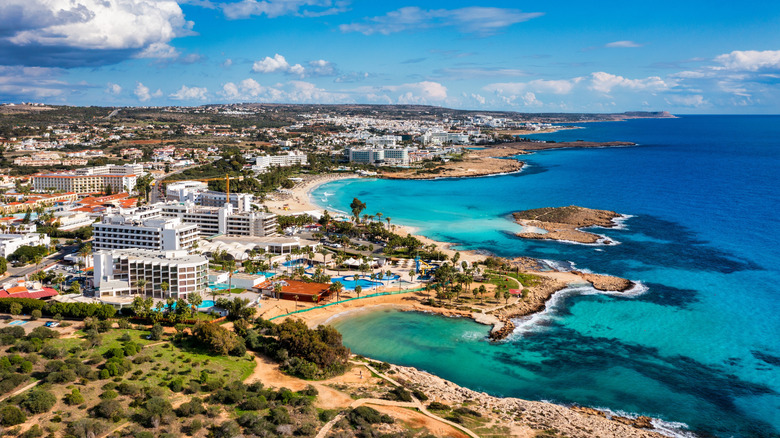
[222,58,233,68]
[2,0,193,63]
[170,85,208,100]
[665,94,709,107]
[381,81,448,102]
[340,7,542,36]
[0,66,75,99]
[220,0,347,20]
[106,83,122,95]
[133,82,161,101]
[251,54,338,77]
[589,72,669,93]
[484,78,583,95]
[136,42,180,59]
[308,59,336,76]
[605,40,642,48]
[251,54,305,76]
[471,93,486,105]
[714,50,780,71]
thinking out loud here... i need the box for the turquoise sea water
[314,116,780,437]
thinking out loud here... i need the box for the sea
[311,115,780,438]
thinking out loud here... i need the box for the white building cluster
[252,151,308,173]
[93,249,208,300]
[32,164,144,194]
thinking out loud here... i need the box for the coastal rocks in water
[572,407,654,429]
[391,364,665,438]
[512,205,622,244]
[572,271,634,292]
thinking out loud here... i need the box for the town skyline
[1,0,779,113]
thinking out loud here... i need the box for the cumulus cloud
[106,83,122,95]
[605,40,642,48]
[380,81,448,103]
[589,72,669,93]
[252,54,305,75]
[0,0,193,67]
[220,0,348,20]
[251,54,338,77]
[665,94,709,107]
[0,66,78,100]
[484,78,583,95]
[340,7,542,36]
[714,50,780,71]
[170,85,208,100]
[134,82,162,102]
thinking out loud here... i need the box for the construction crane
[157,174,244,201]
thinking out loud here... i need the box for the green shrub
[0,405,26,426]
[22,390,57,414]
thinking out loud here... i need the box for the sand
[264,172,359,215]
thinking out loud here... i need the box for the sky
[1,0,779,113]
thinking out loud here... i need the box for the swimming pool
[282,258,308,267]
[331,276,383,290]
[374,273,401,281]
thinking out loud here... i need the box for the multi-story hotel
[164,181,255,209]
[159,201,277,238]
[92,208,198,252]
[32,164,143,194]
[348,146,413,166]
[93,249,208,300]
[252,151,308,172]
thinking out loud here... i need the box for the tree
[30,309,42,320]
[504,288,511,304]
[9,302,21,316]
[189,292,203,309]
[350,197,367,224]
[160,281,169,297]
[0,257,6,275]
[69,281,81,295]
[293,295,300,310]
[354,285,362,299]
[273,282,283,299]
[22,390,57,414]
[150,323,164,341]
[0,405,26,426]
[135,279,148,295]
[329,281,343,302]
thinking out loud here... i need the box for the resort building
[366,135,402,147]
[252,151,308,173]
[0,233,51,258]
[92,208,198,252]
[165,181,255,209]
[348,147,414,166]
[419,131,469,146]
[93,249,208,300]
[158,201,277,238]
[259,279,331,303]
[32,164,143,194]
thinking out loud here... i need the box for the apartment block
[92,208,198,252]
[93,249,208,300]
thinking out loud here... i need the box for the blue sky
[1,0,779,113]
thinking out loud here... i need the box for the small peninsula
[513,205,623,244]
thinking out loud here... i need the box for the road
[6,243,80,280]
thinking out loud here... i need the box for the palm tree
[135,279,148,296]
[375,212,382,225]
[160,282,169,298]
[355,285,362,299]
[319,248,328,266]
[224,259,236,292]
[273,282,283,299]
[385,217,391,230]
[52,273,65,292]
[329,281,343,302]
[293,294,300,310]
[285,254,292,275]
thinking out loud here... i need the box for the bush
[30,309,42,320]
[185,418,202,435]
[347,406,394,427]
[64,388,85,405]
[0,405,26,426]
[20,424,43,438]
[427,401,450,411]
[66,418,108,438]
[268,406,291,425]
[385,386,412,402]
[454,406,482,417]
[93,399,124,421]
[149,324,164,341]
[22,389,57,414]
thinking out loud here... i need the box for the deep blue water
[313,115,780,437]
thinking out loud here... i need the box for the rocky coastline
[513,205,623,244]
[391,363,667,438]
[572,270,635,292]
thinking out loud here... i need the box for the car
[45,321,60,327]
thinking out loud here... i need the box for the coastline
[256,172,682,437]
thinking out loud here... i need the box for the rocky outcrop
[392,364,666,438]
[572,271,634,292]
[512,205,622,244]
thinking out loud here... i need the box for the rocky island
[513,205,623,244]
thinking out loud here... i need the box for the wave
[505,280,649,339]
[586,406,696,438]
[611,213,634,230]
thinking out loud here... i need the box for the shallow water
[317,116,780,437]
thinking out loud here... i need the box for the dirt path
[0,380,39,403]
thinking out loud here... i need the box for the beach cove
[308,115,780,437]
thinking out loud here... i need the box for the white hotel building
[159,201,277,238]
[252,151,308,173]
[93,249,208,300]
[32,164,143,194]
[92,208,198,252]
[348,147,414,167]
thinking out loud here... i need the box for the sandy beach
[264,172,359,215]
